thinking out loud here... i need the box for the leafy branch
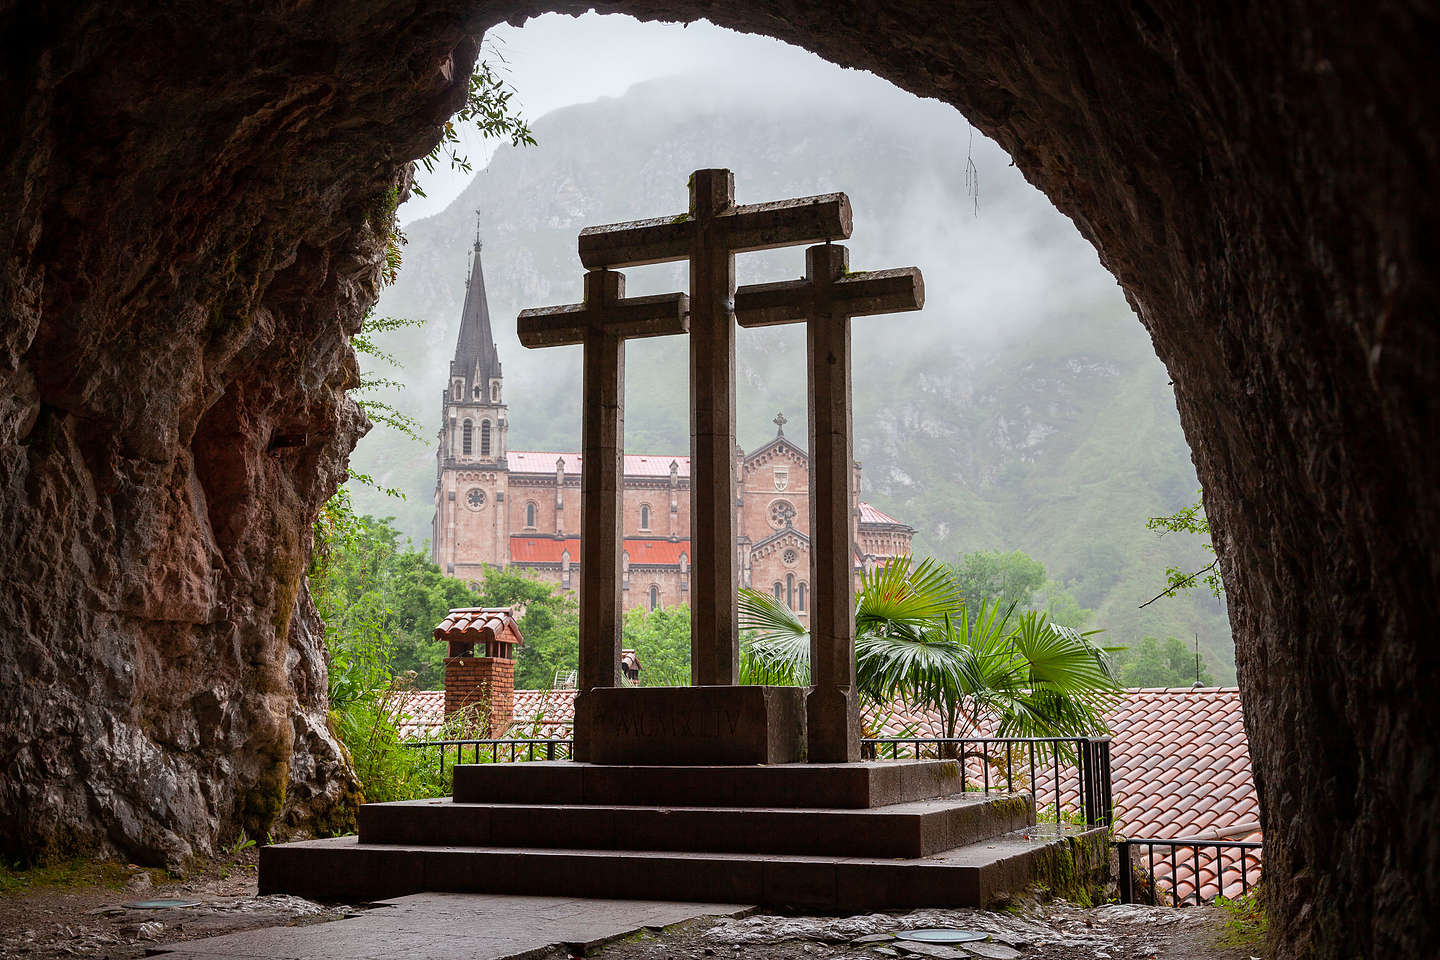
[1141,490,1224,607]
[413,53,535,198]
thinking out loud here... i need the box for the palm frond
[856,556,961,633]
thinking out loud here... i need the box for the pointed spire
[450,211,501,399]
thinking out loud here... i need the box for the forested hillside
[354,66,1234,680]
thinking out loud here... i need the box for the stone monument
[519,169,922,764]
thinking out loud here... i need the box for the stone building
[432,243,915,619]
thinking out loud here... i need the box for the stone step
[259,825,1109,910]
[451,759,966,809]
[356,794,1034,858]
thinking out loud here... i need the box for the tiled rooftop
[857,502,904,526]
[507,451,690,478]
[509,537,692,565]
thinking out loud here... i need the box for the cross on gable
[574,170,855,687]
[734,242,924,762]
[518,270,688,697]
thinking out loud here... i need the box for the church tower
[432,236,510,582]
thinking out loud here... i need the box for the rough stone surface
[1,2,1435,957]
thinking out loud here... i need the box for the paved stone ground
[148,895,754,960]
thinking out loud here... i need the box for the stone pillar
[574,271,624,760]
[689,169,740,686]
[806,244,861,762]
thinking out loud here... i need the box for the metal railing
[861,736,1113,827]
[1117,837,1263,906]
[405,738,573,779]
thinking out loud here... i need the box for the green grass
[1215,883,1267,950]
[0,858,156,897]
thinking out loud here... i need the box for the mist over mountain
[355,61,1234,679]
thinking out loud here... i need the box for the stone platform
[261,761,1110,909]
[574,685,806,764]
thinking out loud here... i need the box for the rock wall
[0,2,479,863]
[1,0,1436,956]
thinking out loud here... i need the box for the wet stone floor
[580,904,1257,960]
[0,858,1258,960]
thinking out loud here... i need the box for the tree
[621,606,691,686]
[952,549,1093,629]
[1111,636,1215,688]
[951,550,1046,612]
[739,556,1121,738]
[310,509,478,688]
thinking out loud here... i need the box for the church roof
[507,450,690,478]
[449,242,502,396]
[509,536,579,564]
[858,502,907,527]
[509,535,691,565]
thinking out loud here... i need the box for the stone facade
[431,251,915,621]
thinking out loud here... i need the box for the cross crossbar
[735,266,924,327]
[578,194,853,268]
[518,291,689,346]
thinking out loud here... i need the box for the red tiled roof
[625,539,690,565]
[507,450,690,478]
[509,537,579,564]
[509,689,577,739]
[509,537,692,566]
[433,606,523,644]
[858,501,905,526]
[396,690,446,739]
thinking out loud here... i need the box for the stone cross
[735,243,924,762]
[517,270,689,718]
[578,169,852,685]
[773,411,788,436]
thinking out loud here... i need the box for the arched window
[492,383,500,402]
[525,502,536,528]
[649,585,660,611]
[461,419,473,455]
[787,573,795,608]
[798,582,807,612]
[773,581,783,601]
[480,420,492,456]
[640,504,651,530]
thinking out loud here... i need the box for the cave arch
[1,4,1435,957]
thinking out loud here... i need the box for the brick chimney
[435,607,524,736]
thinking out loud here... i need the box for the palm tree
[738,555,1120,739]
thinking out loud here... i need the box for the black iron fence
[1117,837,1263,906]
[861,736,1113,827]
[404,737,573,780]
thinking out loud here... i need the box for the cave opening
[2,4,1436,959]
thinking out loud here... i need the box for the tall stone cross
[578,169,852,685]
[517,269,689,733]
[735,244,924,761]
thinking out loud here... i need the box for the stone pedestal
[806,685,862,763]
[574,686,806,765]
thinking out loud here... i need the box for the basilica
[431,242,915,619]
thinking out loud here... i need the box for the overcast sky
[401,13,888,222]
